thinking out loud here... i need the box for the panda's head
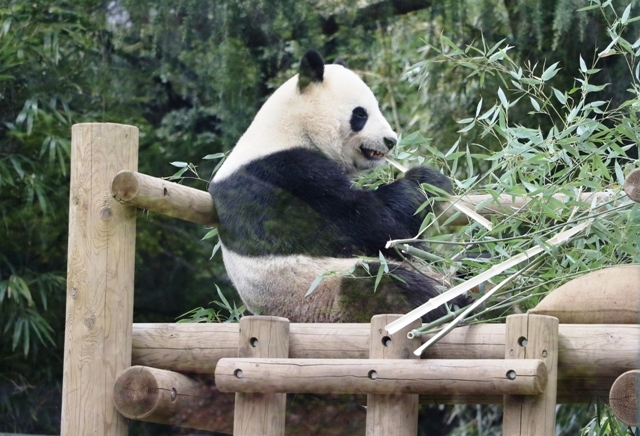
[294,50,398,174]
[215,50,398,180]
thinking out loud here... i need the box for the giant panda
[209,50,460,323]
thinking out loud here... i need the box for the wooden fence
[60,123,640,435]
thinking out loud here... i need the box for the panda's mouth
[359,145,386,160]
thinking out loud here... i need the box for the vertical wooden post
[61,123,138,435]
[503,314,558,435]
[366,314,421,436]
[234,316,290,436]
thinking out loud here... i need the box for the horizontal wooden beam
[215,358,547,396]
[111,170,217,226]
[131,322,640,402]
[113,365,368,434]
[113,365,232,432]
[111,170,633,228]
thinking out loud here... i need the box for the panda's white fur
[214,59,395,181]
[210,50,459,323]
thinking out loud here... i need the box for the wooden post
[503,314,558,436]
[234,316,290,436]
[61,123,138,435]
[366,314,421,435]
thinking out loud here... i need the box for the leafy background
[0,0,639,434]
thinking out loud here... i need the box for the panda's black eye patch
[350,106,368,132]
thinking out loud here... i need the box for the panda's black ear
[298,50,325,92]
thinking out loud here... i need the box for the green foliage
[389,3,640,434]
[1,0,639,433]
[401,2,640,311]
[176,284,246,323]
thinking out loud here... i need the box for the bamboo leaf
[305,274,325,296]
[386,221,593,337]
[541,62,560,81]
[497,87,509,108]
[621,4,631,25]
[579,55,588,73]
[530,97,540,112]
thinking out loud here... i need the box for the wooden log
[503,314,558,436]
[111,170,217,226]
[131,323,638,401]
[113,367,370,435]
[131,322,370,373]
[113,366,233,433]
[624,167,640,202]
[62,123,138,435]
[366,314,420,436]
[234,316,289,436]
[215,358,547,396]
[609,370,640,426]
[111,170,621,227]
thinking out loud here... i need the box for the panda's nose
[384,136,397,150]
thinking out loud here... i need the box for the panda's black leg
[337,262,462,323]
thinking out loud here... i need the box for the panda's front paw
[405,167,452,195]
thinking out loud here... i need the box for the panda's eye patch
[350,106,368,132]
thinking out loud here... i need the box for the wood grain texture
[234,316,289,436]
[215,357,547,396]
[113,365,234,433]
[62,123,138,435]
[111,170,218,225]
[624,168,640,202]
[503,314,559,436]
[366,314,420,436]
[609,370,640,426]
[131,322,638,402]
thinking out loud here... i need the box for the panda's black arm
[252,149,450,256]
[373,167,453,223]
